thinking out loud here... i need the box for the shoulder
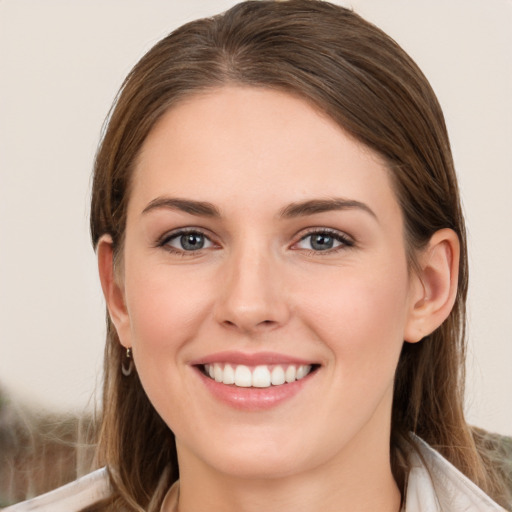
[2,468,111,512]
[405,434,509,512]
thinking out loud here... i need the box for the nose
[214,244,290,334]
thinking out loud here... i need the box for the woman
[5,1,511,511]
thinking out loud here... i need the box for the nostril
[221,318,277,331]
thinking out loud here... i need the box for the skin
[98,86,459,512]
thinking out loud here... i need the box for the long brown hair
[90,1,511,510]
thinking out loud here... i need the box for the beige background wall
[1,0,511,435]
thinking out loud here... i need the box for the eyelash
[156,227,354,256]
[157,228,215,255]
[294,228,354,255]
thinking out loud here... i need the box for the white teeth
[204,363,314,388]
[252,365,271,388]
[285,365,296,383]
[296,365,311,379]
[271,366,285,385]
[234,365,252,387]
[222,364,235,385]
[214,363,223,382]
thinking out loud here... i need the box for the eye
[162,230,214,252]
[294,230,353,252]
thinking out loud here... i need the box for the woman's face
[111,86,423,479]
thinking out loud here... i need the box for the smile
[202,363,314,388]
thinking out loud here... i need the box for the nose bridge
[216,235,288,332]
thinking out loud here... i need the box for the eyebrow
[142,197,221,217]
[141,196,377,221]
[279,198,377,220]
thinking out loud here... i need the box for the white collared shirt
[405,436,507,511]
[4,437,508,512]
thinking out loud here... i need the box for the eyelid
[156,227,218,252]
[291,227,354,251]
[154,226,353,254]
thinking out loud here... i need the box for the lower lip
[195,368,314,411]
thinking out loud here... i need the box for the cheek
[297,262,410,373]
[293,265,410,448]
[121,263,217,423]
[123,261,213,357]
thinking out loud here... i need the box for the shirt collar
[405,434,506,511]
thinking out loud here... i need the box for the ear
[404,228,460,343]
[97,235,131,349]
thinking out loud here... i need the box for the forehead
[130,86,399,222]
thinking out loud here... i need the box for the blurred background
[0,0,511,504]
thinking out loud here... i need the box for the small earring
[121,347,134,377]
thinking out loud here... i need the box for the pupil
[181,233,204,250]
[311,234,333,251]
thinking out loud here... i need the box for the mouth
[191,352,321,410]
[198,363,319,388]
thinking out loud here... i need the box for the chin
[177,427,327,481]
[210,452,310,481]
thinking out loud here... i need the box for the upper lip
[190,351,318,366]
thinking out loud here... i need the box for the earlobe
[97,235,131,348]
[404,229,460,343]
